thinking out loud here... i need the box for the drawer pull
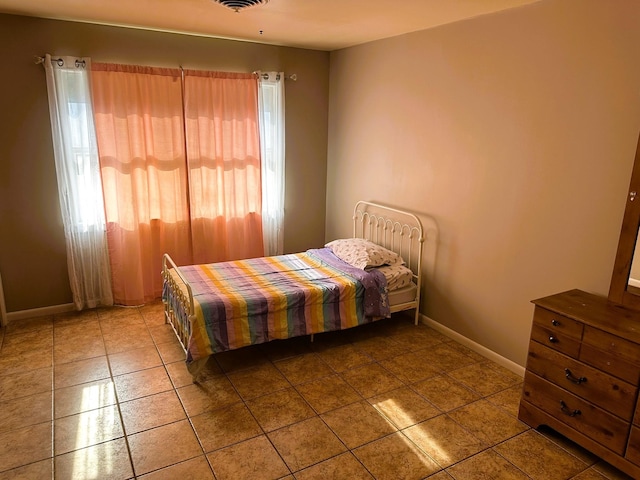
[559,400,581,417]
[549,335,558,343]
[551,319,561,327]
[564,368,587,385]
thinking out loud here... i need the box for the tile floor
[0,302,634,479]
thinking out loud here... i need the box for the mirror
[609,131,640,309]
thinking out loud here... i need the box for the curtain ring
[56,58,64,67]
[75,59,86,69]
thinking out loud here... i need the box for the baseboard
[420,313,525,377]
[5,303,76,324]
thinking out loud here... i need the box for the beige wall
[327,0,640,366]
[0,14,329,312]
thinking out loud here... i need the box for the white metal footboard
[161,253,195,356]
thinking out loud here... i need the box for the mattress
[164,248,392,365]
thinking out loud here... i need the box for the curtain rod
[253,71,297,81]
[34,56,86,68]
[35,56,297,80]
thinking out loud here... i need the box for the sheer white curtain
[44,54,113,309]
[258,72,285,256]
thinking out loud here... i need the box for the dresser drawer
[522,371,630,455]
[526,341,637,421]
[533,306,584,340]
[530,322,581,358]
[581,326,640,385]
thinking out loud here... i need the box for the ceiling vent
[213,0,269,12]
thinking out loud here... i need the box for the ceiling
[0,0,541,51]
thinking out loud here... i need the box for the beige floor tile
[54,356,110,389]
[120,390,186,435]
[113,366,173,402]
[99,312,146,331]
[448,362,522,397]
[108,345,163,376]
[0,349,53,376]
[321,400,397,449]
[54,319,102,344]
[0,391,51,434]
[494,430,589,480]
[315,342,374,373]
[138,455,215,479]
[148,323,181,345]
[341,362,403,398]
[404,415,486,468]
[537,426,599,466]
[0,366,52,402]
[54,378,116,418]
[387,327,446,352]
[168,358,220,387]
[0,422,52,473]
[353,431,441,480]
[369,386,441,429]
[444,340,487,362]
[97,306,144,322]
[165,360,197,388]
[419,343,478,372]
[570,468,612,480]
[54,404,123,455]
[446,449,529,479]
[447,399,528,445]
[129,419,202,476]
[247,387,315,432]
[295,452,374,479]
[0,328,53,356]
[102,323,155,355]
[5,316,52,336]
[156,341,186,364]
[412,374,480,412]
[139,301,166,326]
[54,437,133,480]
[227,362,291,400]
[0,458,53,479]
[177,375,242,416]
[53,309,99,327]
[214,345,268,373]
[295,374,361,414]
[428,471,455,480]
[268,417,346,472]
[352,335,406,361]
[208,435,289,480]
[274,353,333,385]
[191,403,262,452]
[379,350,442,384]
[486,384,524,417]
[54,337,106,365]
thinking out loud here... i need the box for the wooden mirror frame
[609,132,640,309]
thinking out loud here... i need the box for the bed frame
[162,200,428,367]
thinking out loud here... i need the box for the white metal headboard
[353,201,425,279]
[352,201,431,324]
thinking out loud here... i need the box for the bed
[162,201,430,378]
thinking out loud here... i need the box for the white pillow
[325,238,404,270]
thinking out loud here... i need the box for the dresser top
[532,289,640,344]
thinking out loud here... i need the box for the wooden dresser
[519,289,640,477]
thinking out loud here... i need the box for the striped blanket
[174,248,390,367]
